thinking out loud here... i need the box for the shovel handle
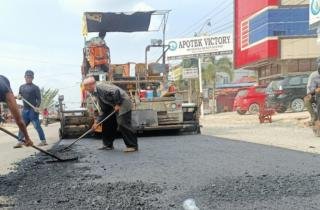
[0,127,63,161]
[62,110,117,151]
[21,98,40,113]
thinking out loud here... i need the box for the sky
[0,0,233,108]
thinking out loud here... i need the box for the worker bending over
[82,76,138,152]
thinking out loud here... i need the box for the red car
[233,86,267,115]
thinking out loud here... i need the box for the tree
[181,58,198,68]
[202,62,215,87]
[216,57,234,81]
[40,88,59,110]
[202,57,234,87]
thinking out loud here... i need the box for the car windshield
[236,89,248,97]
[266,79,285,93]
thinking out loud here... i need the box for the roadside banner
[166,34,233,60]
[182,68,199,79]
[310,0,320,27]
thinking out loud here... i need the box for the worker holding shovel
[15,70,47,148]
[0,75,33,147]
[82,76,138,152]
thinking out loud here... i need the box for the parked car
[265,74,309,113]
[233,86,267,115]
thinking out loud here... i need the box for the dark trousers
[102,111,138,149]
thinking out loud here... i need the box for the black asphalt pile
[189,173,320,209]
[0,146,166,210]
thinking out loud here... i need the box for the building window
[287,60,299,73]
[273,31,286,36]
[298,59,311,72]
[266,65,271,76]
[271,64,279,75]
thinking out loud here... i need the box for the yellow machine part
[95,124,102,133]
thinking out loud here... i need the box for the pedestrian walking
[15,70,47,148]
[43,108,49,126]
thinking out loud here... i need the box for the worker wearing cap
[82,76,138,152]
[15,70,47,148]
[0,75,33,147]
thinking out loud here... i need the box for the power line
[174,0,232,38]
[195,0,308,37]
[211,21,233,34]
[182,2,233,37]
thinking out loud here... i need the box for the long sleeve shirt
[0,75,12,102]
[93,82,132,121]
[307,71,320,94]
[19,83,41,109]
[309,74,320,94]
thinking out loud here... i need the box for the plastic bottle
[182,198,199,210]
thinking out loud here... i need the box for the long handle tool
[0,127,78,162]
[61,110,116,152]
[21,98,40,112]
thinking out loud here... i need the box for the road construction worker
[305,58,320,125]
[0,75,33,146]
[168,82,176,93]
[82,76,138,152]
[15,70,47,148]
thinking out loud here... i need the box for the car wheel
[237,110,247,115]
[291,98,305,112]
[276,106,287,113]
[248,103,260,115]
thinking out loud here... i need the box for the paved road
[1,129,320,209]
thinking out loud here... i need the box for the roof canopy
[82,11,156,35]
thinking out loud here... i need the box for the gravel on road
[1,134,320,209]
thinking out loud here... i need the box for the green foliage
[202,62,215,87]
[40,88,59,109]
[181,58,198,68]
[216,57,234,81]
[202,56,234,87]
[175,57,233,91]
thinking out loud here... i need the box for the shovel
[60,110,116,152]
[21,97,40,113]
[0,127,78,162]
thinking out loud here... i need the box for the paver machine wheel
[58,95,94,139]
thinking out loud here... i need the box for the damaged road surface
[2,135,320,209]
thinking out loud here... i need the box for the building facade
[234,0,320,84]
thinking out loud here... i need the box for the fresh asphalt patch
[1,134,320,209]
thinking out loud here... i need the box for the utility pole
[196,19,211,117]
[198,57,204,117]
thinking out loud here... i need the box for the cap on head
[25,70,34,78]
